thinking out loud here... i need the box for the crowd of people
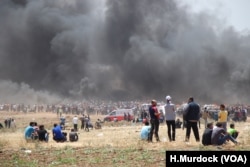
[22,113,99,143]
[0,96,248,147]
[139,96,242,147]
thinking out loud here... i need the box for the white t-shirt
[72,117,78,124]
[164,102,176,121]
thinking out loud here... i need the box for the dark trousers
[166,120,176,141]
[81,122,85,129]
[231,132,239,139]
[148,119,160,142]
[185,121,200,141]
[74,124,78,131]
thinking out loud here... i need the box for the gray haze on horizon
[0,0,250,105]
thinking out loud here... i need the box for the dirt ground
[0,111,250,167]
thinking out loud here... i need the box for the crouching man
[69,129,79,142]
[52,123,67,142]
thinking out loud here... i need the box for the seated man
[52,123,67,142]
[202,122,213,146]
[211,122,238,145]
[69,129,79,142]
[24,122,35,142]
[227,123,239,139]
[140,121,151,140]
[37,125,49,142]
[175,118,182,129]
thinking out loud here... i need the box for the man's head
[188,97,194,103]
[166,95,171,102]
[151,100,157,106]
[145,121,149,126]
[220,104,225,110]
[207,122,213,129]
[39,125,44,130]
[216,122,222,127]
[230,123,235,129]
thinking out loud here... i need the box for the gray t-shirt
[164,103,176,121]
[211,127,225,145]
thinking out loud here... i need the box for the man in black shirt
[37,125,49,142]
[69,129,79,142]
[183,97,200,142]
[202,122,213,145]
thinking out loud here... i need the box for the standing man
[202,107,209,129]
[218,104,228,131]
[72,115,78,132]
[164,95,176,142]
[183,97,200,142]
[148,100,161,142]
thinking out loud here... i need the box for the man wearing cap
[148,100,161,142]
[164,95,176,142]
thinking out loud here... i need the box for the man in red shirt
[148,100,161,142]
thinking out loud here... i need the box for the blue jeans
[218,134,237,145]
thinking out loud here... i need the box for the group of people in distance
[140,96,200,143]
[202,104,239,146]
[140,96,240,147]
[24,121,79,143]
[24,122,49,142]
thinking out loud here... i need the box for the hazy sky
[181,0,250,32]
[1,0,250,105]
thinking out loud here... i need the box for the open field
[0,111,250,167]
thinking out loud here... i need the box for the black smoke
[0,0,249,104]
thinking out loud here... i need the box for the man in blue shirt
[140,121,151,140]
[52,123,67,142]
[24,122,35,141]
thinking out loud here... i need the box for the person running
[148,100,161,142]
[183,97,200,142]
[164,95,176,142]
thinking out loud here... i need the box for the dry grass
[0,111,250,166]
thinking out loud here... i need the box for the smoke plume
[0,0,250,104]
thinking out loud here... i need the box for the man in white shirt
[72,116,78,132]
[164,95,176,142]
